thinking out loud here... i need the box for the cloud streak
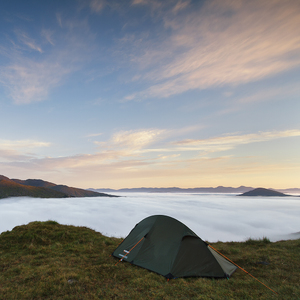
[0,60,71,104]
[0,139,50,150]
[0,11,97,104]
[89,0,107,13]
[96,129,166,151]
[1,129,299,168]
[15,30,43,53]
[0,139,50,164]
[125,0,300,100]
[173,130,300,153]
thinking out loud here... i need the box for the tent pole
[115,237,144,266]
[208,245,278,295]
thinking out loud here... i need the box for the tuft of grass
[245,237,271,245]
[0,221,299,299]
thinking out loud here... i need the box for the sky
[1,193,300,242]
[0,0,299,189]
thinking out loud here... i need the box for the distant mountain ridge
[89,186,253,194]
[90,186,300,194]
[89,186,253,193]
[0,175,116,199]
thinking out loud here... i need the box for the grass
[0,221,299,299]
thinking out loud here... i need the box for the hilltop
[238,188,291,197]
[0,175,116,199]
[0,221,299,299]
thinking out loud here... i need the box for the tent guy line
[208,245,277,295]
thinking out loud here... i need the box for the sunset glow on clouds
[124,0,300,100]
[0,0,299,189]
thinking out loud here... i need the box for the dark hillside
[0,175,10,181]
[238,188,290,197]
[0,178,68,199]
[50,184,112,197]
[12,178,57,189]
[12,178,111,197]
[0,175,116,199]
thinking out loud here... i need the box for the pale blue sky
[0,0,299,189]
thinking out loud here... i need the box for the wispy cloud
[131,0,163,10]
[235,84,300,105]
[86,133,103,138]
[15,30,43,53]
[0,149,35,162]
[1,13,96,104]
[89,0,107,13]
[0,139,50,149]
[56,13,63,28]
[125,0,300,100]
[0,59,71,104]
[3,128,298,168]
[95,129,166,151]
[173,130,300,153]
[172,0,190,14]
[0,139,50,163]
[0,129,168,176]
[41,29,55,46]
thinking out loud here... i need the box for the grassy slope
[0,222,299,299]
[0,179,68,199]
[50,185,113,198]
[12,178,109,197]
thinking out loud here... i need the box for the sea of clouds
[0,193,299,242]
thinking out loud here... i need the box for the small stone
[68,279,76,284]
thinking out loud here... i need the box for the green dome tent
[112,215,237,279]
